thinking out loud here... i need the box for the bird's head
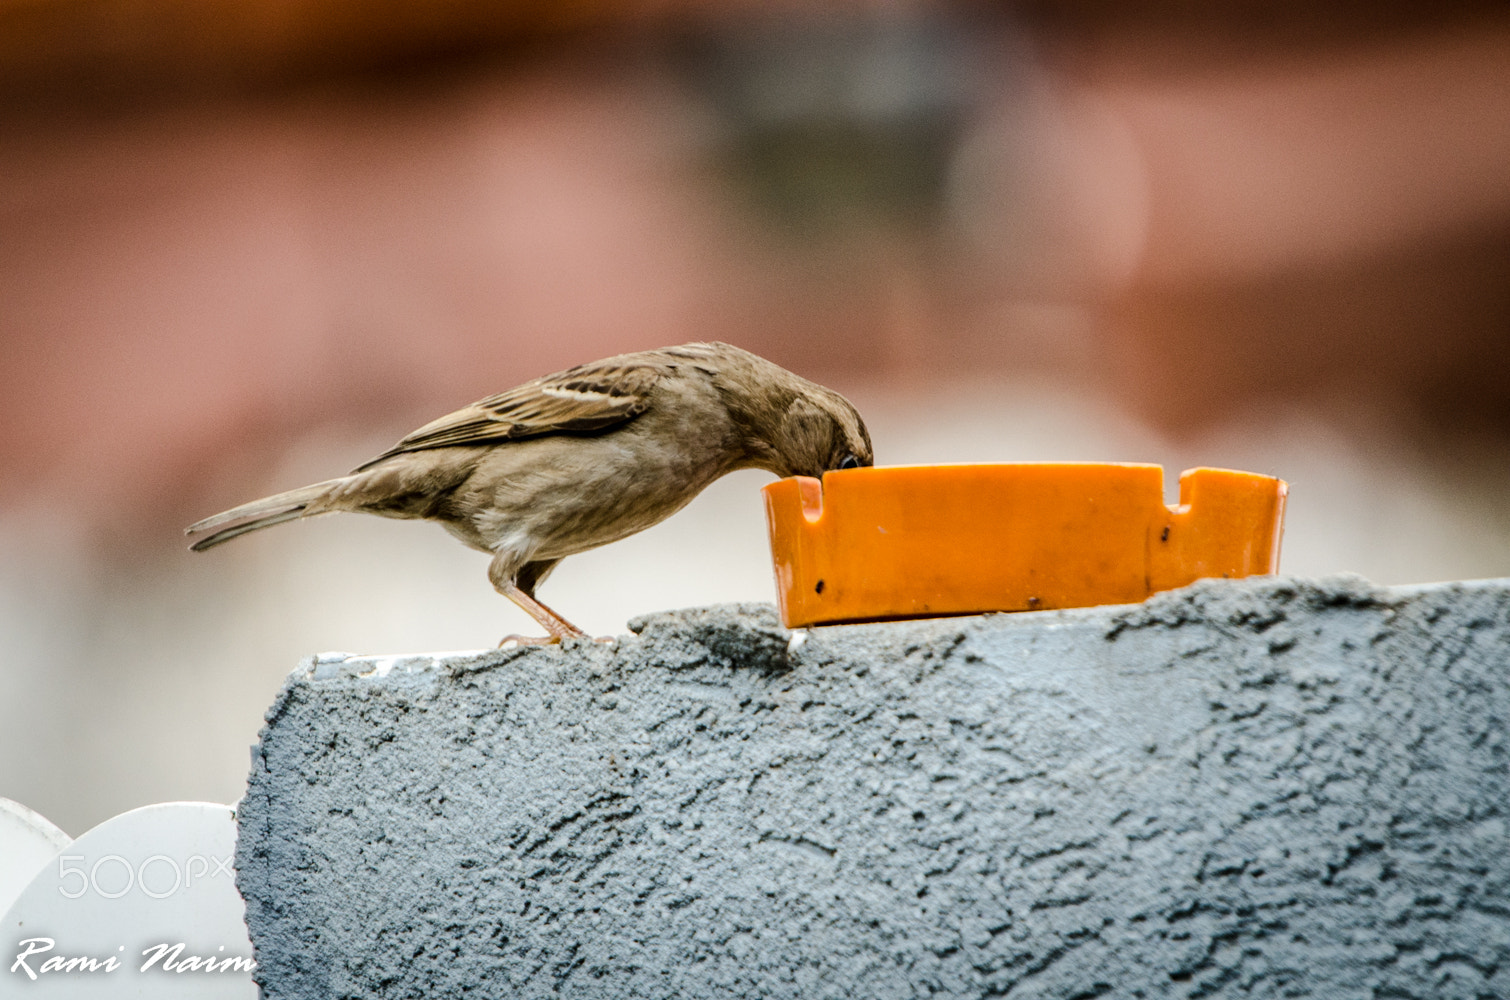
[766,382,874,480]
[732,374,871,480]
[688,341,874,480]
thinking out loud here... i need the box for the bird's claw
[497,633,616,648]
[498,634,560,648]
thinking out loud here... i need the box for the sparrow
[186,342,873,643]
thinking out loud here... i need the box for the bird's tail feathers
[185,479,343,551]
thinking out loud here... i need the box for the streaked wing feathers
[354,360,666,471]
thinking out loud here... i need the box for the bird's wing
[353,357,670,471]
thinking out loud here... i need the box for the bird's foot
[498,634,559,648]
[497,633,617,647]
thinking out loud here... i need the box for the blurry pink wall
[1,2,1507,540]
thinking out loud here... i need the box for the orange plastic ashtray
[762,463,1287,628]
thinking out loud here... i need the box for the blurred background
[1,0,1507,834]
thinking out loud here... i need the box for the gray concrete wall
[237,576,1510,999]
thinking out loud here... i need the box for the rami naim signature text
[10,938,255,979]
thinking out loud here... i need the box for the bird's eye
[837,454,863,471]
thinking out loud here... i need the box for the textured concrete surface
[237,576,1510,999]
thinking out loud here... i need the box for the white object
[0,800,72,918]
[1,802,254,998]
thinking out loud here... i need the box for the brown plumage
[186,342,873,642]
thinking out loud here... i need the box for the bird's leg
[497,583,588,645]
[490,553,586,645]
